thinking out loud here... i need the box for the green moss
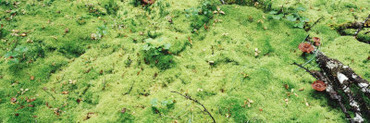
[0,0,369,122]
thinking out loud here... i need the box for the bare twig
[102,78,107,90]
[306,17,323,32]
[42,88,56,100]
[292,62,319,79]
[171,91,216,123]
[354,14,370,36]
[123,81,134,95]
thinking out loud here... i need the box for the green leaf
[8,58,19,64]
[269,11,277,15]
[143,44,151,51]
[151,98,158,106]
[286,15,297,21]
[163,43,171,50]
[14,46,28,53]
[297,6,306,11]
[294,22,305,28]
[300,17,309,22]
[157,38,164,42]
[144,38,154,43]
[272,14,284,20]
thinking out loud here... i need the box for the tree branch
[171,91,216,123]
[354,14,370,36]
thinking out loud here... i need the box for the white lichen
[353,113,364,122]
[358,83,369,88]
[349,101,359,108]
[344,87,351,93]
[337,72,348,84]
[326,84,333,92]
[342,66,348,69]
[352,74,358,79]
[326,60,338,69]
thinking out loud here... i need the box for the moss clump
[142,38,174,69]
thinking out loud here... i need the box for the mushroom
[298,43,314,53]
[312,37,320,46]
[312,80,326,91]
[11,97,17,103]
[64,28,69,33]
[142,0,155,5]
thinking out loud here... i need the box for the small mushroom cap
[11,97,17,103]
[312,37,320,42]
[312,37,321,46]
[142,0,155,4]
[298,43,314,53]
[312,80,326,91]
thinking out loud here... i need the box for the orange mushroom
[312,80,326,91]
[312,37,320,46]
[298,43,314,53]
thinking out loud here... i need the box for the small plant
[150,98,175,115]
[91,25,108,40]
[85,3,106,16]
[4,46,28,64]
[269,6,309,29]
[142,38,173,69]
[185,1,217,31]
[102,0,119,15]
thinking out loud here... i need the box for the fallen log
[294,36,369,123]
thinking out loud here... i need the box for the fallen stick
[171,91,216,123]
[305,17,323,32]
[293,34,369,122]
[123,82,134,95]
[354,14,370,36]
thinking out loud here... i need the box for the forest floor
[0,0,369,122]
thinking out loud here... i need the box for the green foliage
[150,98,175,115]
[76,15,91,25]
[185,1,217,31]
[4,44,44,65]
[91,24,108,40]
[142,38,173,69]
[268,6,309,29]
[102,0,119,15]
[130,0,142,7]
[224,0,273,10]
[86,3,107,16]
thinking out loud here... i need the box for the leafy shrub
[142,38,173,69]
[185,1,217,31]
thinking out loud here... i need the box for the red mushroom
[312,80,326,91]
[11,97,17,103]
[298,43,314,53]
[312,37,320,46]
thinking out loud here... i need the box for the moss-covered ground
[0,0,369,122]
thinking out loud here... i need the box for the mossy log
[332,14,370,43]
[294,36,369,123]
